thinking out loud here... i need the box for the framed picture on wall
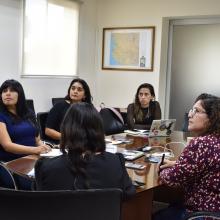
[102,26,155,71]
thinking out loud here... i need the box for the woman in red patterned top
[155,93,220,220]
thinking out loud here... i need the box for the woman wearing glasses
[155,93,220,220]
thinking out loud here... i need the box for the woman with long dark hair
[45,78,92,143]
[127,83,161,130]
[36,103,135,199]
[0,79,50,162]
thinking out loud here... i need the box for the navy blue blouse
[0,112,37,162]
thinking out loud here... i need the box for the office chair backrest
[37,112,48,141]
[52,97,65,106]
[26,99,35,115]
[0,188,122,220]
[0,162,17,189]
[184,211,220,220]
[37,112,59,145]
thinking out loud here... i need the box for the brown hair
[134,83,156,121]
[195,93,220,135]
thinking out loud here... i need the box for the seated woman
[156,93,220,220]
[127,83,161,130]
[45,78,92,143]
[0,79,51,162]
[35,103,136,199]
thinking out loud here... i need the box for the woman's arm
[159,138,209,187]
[45,102,66,141]
[154,101,162,119]
[0,122,50,155]
[45,127,61,140]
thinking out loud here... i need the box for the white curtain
[22,0,79,77]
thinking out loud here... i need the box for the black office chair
[37,112,56,145]
[0,162,17,189]
[52,97,65,106]
[37,112,48,141]
[184,211,220,220]
[26,99,35,115]
[0,188,122,220]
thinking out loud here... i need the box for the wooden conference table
[5,131,186,220]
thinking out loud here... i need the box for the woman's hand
[157,159,176,173]
[34,144,52,154]
[160,159,176,169]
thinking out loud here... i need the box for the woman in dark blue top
[0,79,51,162]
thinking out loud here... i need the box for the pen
[158,153,165,174]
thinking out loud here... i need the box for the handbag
[97,103,125,135]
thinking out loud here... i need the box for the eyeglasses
[189,108,206,117]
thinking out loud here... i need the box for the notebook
[148,119,176,137]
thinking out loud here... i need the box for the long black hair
[60,102,105,188]
[195,93,220,135]
[134,83,156,121]
[0,79,38,130]
[65,78,92,104]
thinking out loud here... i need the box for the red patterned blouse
[160,133,220,212]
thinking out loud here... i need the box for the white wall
[0,1,20,82]
[96,0,161,109]
[96,0,220,114]
[1,0,220,114]
[0,0,97,113]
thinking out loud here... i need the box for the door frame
[164,17,220,119]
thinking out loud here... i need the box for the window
[22,0,79,77]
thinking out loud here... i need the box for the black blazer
[35,152,135,200]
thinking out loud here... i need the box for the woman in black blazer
[35,103,135,200]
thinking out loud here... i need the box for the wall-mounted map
[102,27,155,71]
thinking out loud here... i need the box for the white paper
[105,143,117,153]
[40,148,62,157]
[151,152,172,158]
